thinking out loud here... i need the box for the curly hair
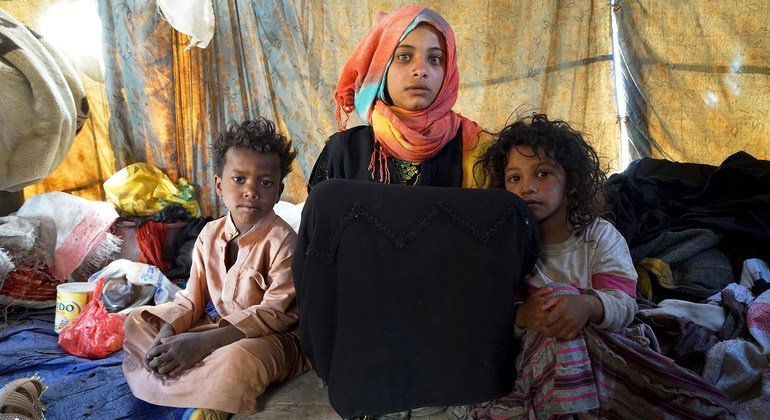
[213,117,296,179]
[474,113,608,236]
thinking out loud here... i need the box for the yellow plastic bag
[104,162,201,218]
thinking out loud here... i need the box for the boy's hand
[143,323,175,374]
[146,331,214,378]
[539,294,603,339]
[146,324,246,378]
[515,287,553,331]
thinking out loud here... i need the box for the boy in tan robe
[122,118,308,418]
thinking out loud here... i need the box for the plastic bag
[103,162,201,218]
[58,277,127,359]
[88,259,180,304]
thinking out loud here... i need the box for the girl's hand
[539,294,603,339]
[515,287,553,331]
[143,323,175,374]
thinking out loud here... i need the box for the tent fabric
[94,0,617,216]
[615,0,770,165]
[5,1,768,214]
[156,0,215,51]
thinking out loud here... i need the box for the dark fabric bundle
[293,179,539,418]
[604,151,770,283]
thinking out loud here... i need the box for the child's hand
[146,325,246,378]
[143,323,175,374]
[515,287,553,331]
[146,331,213,378]
[539,294,603,339]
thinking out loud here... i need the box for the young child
[122,118,308,419]
[482,113,638,339]
[308,5,489,190]
[464,113,733,418]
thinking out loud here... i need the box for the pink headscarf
[335,5,485,184]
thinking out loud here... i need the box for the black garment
[293,179,540,418]
[308,125,464,192]
[604,151,770,281]
[163,217,213,285]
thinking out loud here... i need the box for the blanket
[467,285,735,419]
[0,8,88,192]
[604,151,770,300]
[0,307,184,418]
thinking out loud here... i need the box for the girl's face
[385,23,446,111]
[504,145,570,243]
[215,147,284,234]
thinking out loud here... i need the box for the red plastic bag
[58,277,127,359]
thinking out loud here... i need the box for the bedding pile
[605,151,770,417]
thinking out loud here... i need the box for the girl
[308,5,489,190]
[464,113,734,418]
[482,113,638,339]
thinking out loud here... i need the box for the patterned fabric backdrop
[8,0,768,217]
[92,0,619,216]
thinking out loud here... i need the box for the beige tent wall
[615,0,770,164]
[96,0,618,215]
[4,0,766,216]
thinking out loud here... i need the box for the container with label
[54,282,95,333]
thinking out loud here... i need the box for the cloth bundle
[14,192,120,281]
[468,284,734,419]
[0,214,58,308]
[0,8,88,192]
[156,0,216,51]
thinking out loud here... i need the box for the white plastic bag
[88,259,180,304]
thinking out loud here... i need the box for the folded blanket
[0,8,88,192]
[702,289,770,418]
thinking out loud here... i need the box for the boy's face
[504,145,569,240]
[215,147,283,234]
[385,24,446,111]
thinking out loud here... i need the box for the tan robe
[122,211,308,414]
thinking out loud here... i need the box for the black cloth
[308,125,464,191]
[604,151,770,280]
[163,217,213,284]
[292,179,540,418]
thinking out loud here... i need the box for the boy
[122,118,307,419]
